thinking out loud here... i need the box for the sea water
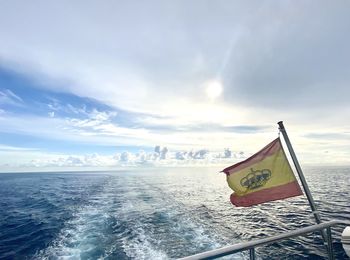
[0,166,349,259]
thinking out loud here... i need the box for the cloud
[0,89,23,106]
[0,92,279,153]
[1,131,350,171]
[0,1,347,131]
[222,1,350,111]
[4,2,347,121]
[0,1,350,168]
[304,132,350,140]
[9,146,246,170]
[66,109,117,128]
[0,144,38,151]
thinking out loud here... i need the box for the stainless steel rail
[179,220,350,260]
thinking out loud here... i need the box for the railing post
[326,227,334,260]
[249,248,255,260]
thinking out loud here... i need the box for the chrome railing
[179,220,350,260]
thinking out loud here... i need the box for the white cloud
[3,146,246,170]
[1,132,350,172]
[0,107,270,152]
[0,89,23,106]
[1,2,348,132]
[5,89,22,102]
[2,2,348,123]
[0,1,350,166]
[0,144,38,151]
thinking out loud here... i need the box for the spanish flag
[223,138,303,207]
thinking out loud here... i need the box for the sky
[0,1,350,171]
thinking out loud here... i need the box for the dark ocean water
[0,166,349,259]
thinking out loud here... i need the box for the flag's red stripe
[223,138,281,175]
[230,181,303,207]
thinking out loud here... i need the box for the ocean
[0,166,349,259]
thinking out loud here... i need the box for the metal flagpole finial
[278,121,284,131]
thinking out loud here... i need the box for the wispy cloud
[0,89,23,106]
[0,144,38,151]
[304,132,350,140]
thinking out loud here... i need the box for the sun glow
[205,80,223,100]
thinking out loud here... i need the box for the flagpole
[277,121,335,258]
[277,121,321,224]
